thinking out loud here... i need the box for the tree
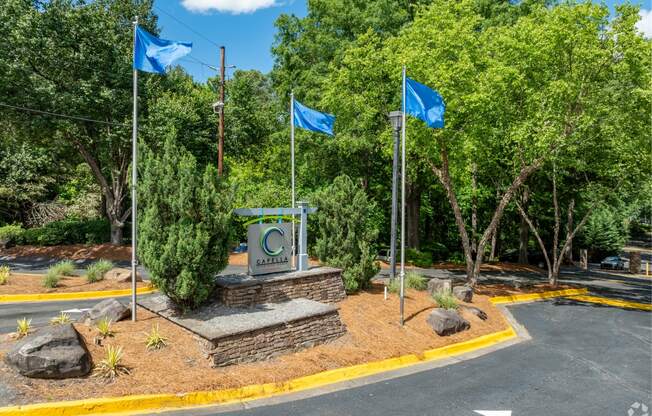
[138,136,233,310]
[0,0,157,243]
[312,175,380,293]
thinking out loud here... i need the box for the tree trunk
[406,184,421,250]
[565,199,574,264]
[515,200,553,280]
[518,188,530,264]
[110,223,123,245]
[490,226,499,261]
[471,162,478,256]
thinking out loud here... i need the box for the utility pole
[217,46,225,176]
[388,111,402,282]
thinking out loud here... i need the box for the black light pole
[388,111,402,283]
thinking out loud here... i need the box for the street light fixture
[387,111,402,284]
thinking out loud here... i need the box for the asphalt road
[158,300,652,416]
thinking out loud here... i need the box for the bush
[0,224,24,244]
[86,259,113,283]
[138,137,233,310]
[145,324,168,350]
[387,271,428,293]
[43,269,60,288]
[432,290,459,310]
[579,206,628,260]
[51,260,75,277]
[406,249,433,268]
[313,175,380,293]
[421,242,449,262]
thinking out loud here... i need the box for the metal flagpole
[400,65,407,326]
[290,92,296,269]
[131,16,139,322]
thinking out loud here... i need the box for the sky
[154,0,652,83]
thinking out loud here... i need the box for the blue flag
[404,77,445,129]
[293,99,335,136]
[134,26,192,74]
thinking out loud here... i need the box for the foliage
[86,260,113,283]
[16,218,111,246]
[94,345,129,379]
[96,317,114,338]
[51,260,76,277]
[138,137,233,310]
[50,312,72,326]
[387,271,428,293]
[144,324,168,350]
[0,265,8,285]
[43,269,60,288]
[432,290,459,310]
[16,318,31,338]
[0,225,24,244]
[313,175,380,293]
[406,249,433,268]
[579,206,629,260]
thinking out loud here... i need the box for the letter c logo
[260,227,284,257]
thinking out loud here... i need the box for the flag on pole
[404,77,445,129]
[292,99,335,136]
[134,26,192,74]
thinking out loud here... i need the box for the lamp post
[388,111,402,284]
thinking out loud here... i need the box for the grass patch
[50,260,76,277]
[50,312,72,326]
[86,259,113,283]
[94,345,130,380]
[144,324,168,350]
[0,265,9,285]
[16,318,31,338]
[432,289,459,310]
[387,271,428,293]
[42,269,60,288]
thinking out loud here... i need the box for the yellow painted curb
[0,287,156,303]
[566,295,652,311]
[490,288,588,305]
[0,327,518,416]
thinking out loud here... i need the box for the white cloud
[636,9,652,38]
[181,0,279,14]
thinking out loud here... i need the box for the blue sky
[155,0,651,83]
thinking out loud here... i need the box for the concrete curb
[0,287,156,303]
[489,288,588,304]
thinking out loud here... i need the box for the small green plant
[0,265,9,285]
[432,290,459,310]
[144,324,168,350]
[94,345,130,379]
[387,271,428,293]
[16,318,31,338]
[50,260,76,277]
[50,312,71,325]
[42,269,60,288]
[96,317,114,338]
[86,259,113,283]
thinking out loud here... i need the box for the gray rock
[4,324,91,379]
[461,305,488,320]
[79,298,130,325]
[426,308,470,336]
[104,267,142,283]
[453,285,473,303]
[427,278,452,295]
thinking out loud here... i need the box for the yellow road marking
[0,286,156,303]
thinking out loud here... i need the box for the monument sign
[247,223,292,275]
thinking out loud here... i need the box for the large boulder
[427,278,452,296]
[426,308,470,336]
[4,324,91,379]
[453,285,473,303]
[105,267,142,283]
[79,298,130,325]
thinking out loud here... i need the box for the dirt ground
[0,284,508,405]
[0,273,149,295]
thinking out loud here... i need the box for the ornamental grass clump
[432,290,459,310]
[387,271,428,293]
[96,317,114,338]
[50,312,71,325]
[86,259,113,283]
[94,345,130,380]
[16,318,31,338]
[144,324,168,350]
[42,269,60,288]
[51,260,76,277]
[0,265,9,285]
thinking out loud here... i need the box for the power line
[154,5,221,48]
[0,102,130,127]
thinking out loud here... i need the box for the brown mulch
[0,284,508,405]
[474,283,577,298]
[1,244,131,262]
[0,273,149,295]
[378,260,546,274]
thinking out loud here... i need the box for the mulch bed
[0,273,149,295]
[475,283,578,298]
[0,284,508,405]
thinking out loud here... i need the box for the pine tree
[138,136,233,310]
[313,175,379,293]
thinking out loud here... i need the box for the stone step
[138,295,346,367]
[215,266,346,307]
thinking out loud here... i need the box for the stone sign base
[215,266,346,308]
